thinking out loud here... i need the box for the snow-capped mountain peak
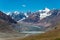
[14,11,20,15]
[6,11,20,15]
[38,8,51,20]
[39,8,50,13]
[45,8,50,13]
[6,8,52,21]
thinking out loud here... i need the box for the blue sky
[0,0,60,12]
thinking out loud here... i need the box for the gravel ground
[0,32,28,40]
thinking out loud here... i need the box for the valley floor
[0,21,60,40]
[16,23,60,40]
[0,32,28,40]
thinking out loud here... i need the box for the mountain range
[6,8,51,21]
[6,8,60,31]
[0,8,60,33]
[6,8,60,26]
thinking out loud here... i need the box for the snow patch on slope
[6,12,11,15]
[17,17,26,22]
[24,13,28,17]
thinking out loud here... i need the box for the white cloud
[22,4,26,7]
